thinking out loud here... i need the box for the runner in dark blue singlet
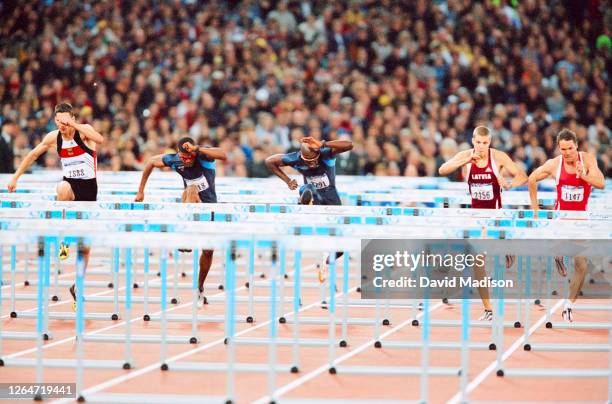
[136,137,227,306]
[266,137,353,284]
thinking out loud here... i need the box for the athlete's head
[300,143,320,168]
[177,137,197,166]
[557,128,578,163]
[54,103,77,133]
[471,126,491,157]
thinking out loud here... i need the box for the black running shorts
[62,177,98,201]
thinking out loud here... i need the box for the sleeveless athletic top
[57,131,97,180]
[555,152,591,211]
[466,148,502,209]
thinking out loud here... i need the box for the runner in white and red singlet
[8,102,104,311]
[439,126,527,321]
[528,128,605,322]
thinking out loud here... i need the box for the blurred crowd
[0,0,610,180]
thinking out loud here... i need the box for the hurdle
[3,202,608,338]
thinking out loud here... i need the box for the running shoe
[197,290,208,308]
[59,242,69,260]
[70,283,77,312]
[554,256,567,277]
[317,254,329,284]
[562,308,573,322]
[478,309,493,321]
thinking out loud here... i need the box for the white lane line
[251,301,445,404]
[5,262,318,360]
[447,299,563,404]
[2,263,241,358]
[50,281,349,404]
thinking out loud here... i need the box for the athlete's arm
[438,149,473,176]
[198,147,227,161]
[74,123,104,144]
[322,139,353,153]
[528,158,556,211]
[181,142,226,161]
[578,153,605,189]
[57,115,104,144]
[496,150,527,189]
[7,131,56,192]
[135,154,166,202]
[265,154,298,190]
[301,137,353,154]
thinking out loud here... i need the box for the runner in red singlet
[439,126,527,321]
[528,129,605,322]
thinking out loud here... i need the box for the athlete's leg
[317,198,343,284]
[182,185,201,203]
[56,181,76,201]
[474,258,493,320]
[299,184,317,205]
[569,256,588,302]
[182,185,210,304]
[56,181,80,308]
[178,186,201,253]
[562,256,588,322]
[197,250,214,306]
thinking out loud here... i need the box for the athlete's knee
[573,256,588,273]
[182,186,201,203]
[56,181,75,201]
[301,183,316,193]
[201,249,213,259]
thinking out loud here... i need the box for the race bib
[561,185,584,202]
[470,183,494,201]
[61,160,93,179]
[185,175,209,192]
[66,168,87,179]
[307,174,330,189]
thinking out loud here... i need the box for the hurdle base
[84,393,227,404]
[0,331,43,341]
[521,343,610,352]
[2,358,128,369]
[502,368,610,377]
[169,362,295,373]
[334,365,460,376]
[234,337,333,347]
[378,341,494,350]
[429,319,520,329]
[148,314,246,323]
[83,334,196,344]
[282,316,377,326]
[14,311,118,321]
[545,322,611,330]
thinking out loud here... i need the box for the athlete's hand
[57,114,77,128]
[575,160,586,179]
[7,177,17,192]
[300,137,322,150]
[462,149,476,166]
[286,179,298,190]
[184,142,199,153]
[498,177,512,190]
[135,191,145,202]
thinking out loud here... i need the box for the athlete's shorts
[299,184,341,206]
[62,177,98,201]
